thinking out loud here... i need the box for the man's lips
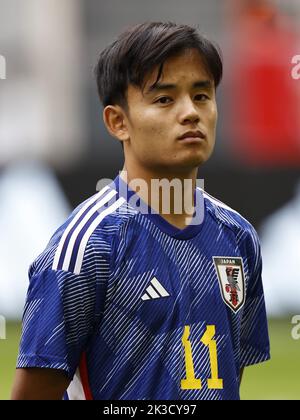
[178,130,206,141]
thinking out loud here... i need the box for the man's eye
[155,96,172,104]
[195,94,209,101]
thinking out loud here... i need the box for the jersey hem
[17,354,73,378]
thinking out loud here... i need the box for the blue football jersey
[17,175,270,400]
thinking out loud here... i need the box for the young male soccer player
[12,22,270,400]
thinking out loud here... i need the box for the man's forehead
[143,49,213,91]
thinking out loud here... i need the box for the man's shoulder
[31,185,137,277]
[202,189,258,239]
[66,186,136,235]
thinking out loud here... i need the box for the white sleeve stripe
[73,197,126,275]
[52,185,110,270]
[62,189,117,272]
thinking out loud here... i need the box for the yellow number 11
[181,325,223,390]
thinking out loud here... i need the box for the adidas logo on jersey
[141,277,170,301]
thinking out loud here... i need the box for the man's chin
[160,157,208,175]
[141,149,212,174]
[177,151,210,169]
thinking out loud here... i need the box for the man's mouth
[178,130,206,142]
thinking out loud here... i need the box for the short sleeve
[17,240,108,379]
[239,228,271,367]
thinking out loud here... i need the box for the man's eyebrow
[193,80,213,90]
[146,83,177,94]
[146,80,213,94]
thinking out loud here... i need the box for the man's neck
[120,163,198,230]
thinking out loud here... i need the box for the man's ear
[103,105,130,143]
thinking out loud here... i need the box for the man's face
[123,48,218,173]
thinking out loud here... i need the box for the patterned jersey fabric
[17,175,270,400]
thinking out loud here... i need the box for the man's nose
[178,98,200,125]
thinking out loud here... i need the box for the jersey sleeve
[239,227,271,367]
[17,238,110,379]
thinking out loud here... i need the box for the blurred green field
[1,319,299,400]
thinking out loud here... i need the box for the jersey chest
[105,225,247,335]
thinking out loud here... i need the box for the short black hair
[95,22,223,109]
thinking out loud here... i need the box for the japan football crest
[213,257,245,313]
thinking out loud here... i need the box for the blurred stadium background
[0,0,299,400]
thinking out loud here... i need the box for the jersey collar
[112,175,205,240]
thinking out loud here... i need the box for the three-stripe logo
[141,277,170,301]
[52,186,125,275]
